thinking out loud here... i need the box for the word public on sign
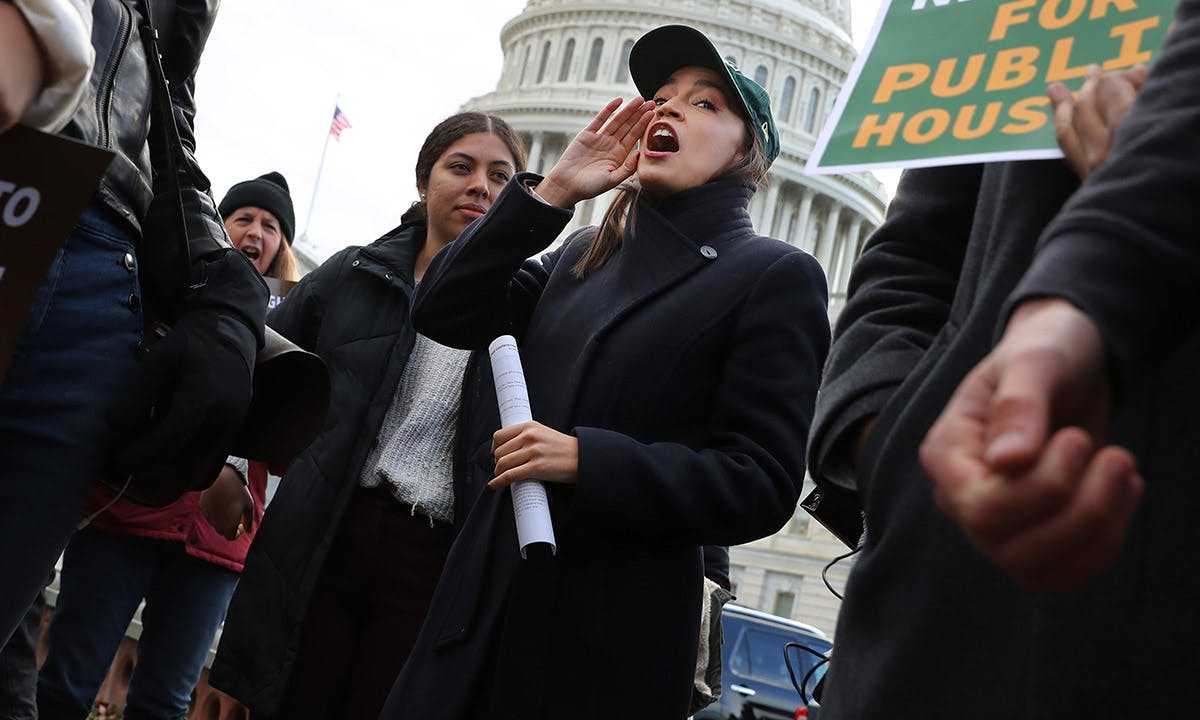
[0,126,114,387]
[807,0,1175,174]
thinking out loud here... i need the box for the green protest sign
[808,0,1175,174]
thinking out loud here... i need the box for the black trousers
[276,484,454,720]
[0,588,44,720]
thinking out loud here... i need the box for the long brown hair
[266,239,300,281]
[571,114,770,279]
[400,112,528,226]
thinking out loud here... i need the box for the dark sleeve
[703,545,731,591]
[411,172,574,349]
[161,0,226,263]
[808,164,980,490]
[570,251,831,547]
[152,0,267,353]
[1008,0,1200,388]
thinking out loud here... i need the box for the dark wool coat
[810,5,1200,713]
[810,161,1078,719]
[380,174,830,720]
[209,224,497,717]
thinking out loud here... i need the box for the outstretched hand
[535,97,656,208]
[920,298,1143,591]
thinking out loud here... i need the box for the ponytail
[571,181,640,279]
[400,200,427,226]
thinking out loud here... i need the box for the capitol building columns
[794,186,815,252]
[837,214,864,290]
[755,180,782,235]
[527,130,546,175]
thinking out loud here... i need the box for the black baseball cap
[629,24,780,164]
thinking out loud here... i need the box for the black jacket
[63,0,264,342]
[381,175,830,720]
[809,161,1078,719]
[209,224,497,717]
[809,33,1200,710]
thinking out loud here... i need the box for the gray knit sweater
[359,333,470,524]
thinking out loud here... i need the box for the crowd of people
[2,0,1199,718]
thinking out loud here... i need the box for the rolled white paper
[488,335,557,557]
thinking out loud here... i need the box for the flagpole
[301,94,338,241]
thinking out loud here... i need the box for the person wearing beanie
[35,170,301,720]
[219,171,300,281]
[380,23,828,720]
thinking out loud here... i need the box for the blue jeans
[0,203,142,646]
[38,529,239,720]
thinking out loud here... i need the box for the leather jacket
[60,0,266,341]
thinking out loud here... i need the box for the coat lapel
[534,179,757,430]
[594,178,757,335]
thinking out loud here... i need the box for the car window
[806,656,829,691]
[729,631,750,676]
[731,627,832,690]
[747,629,793,686]
[746,630,814,686]
[796,643,835,696]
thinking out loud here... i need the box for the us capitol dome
[464,0,889,320]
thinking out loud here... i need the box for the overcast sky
[193,0,890,261]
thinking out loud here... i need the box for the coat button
[700,245,718,260]
[127,294,141,313]
[123,252,136,272]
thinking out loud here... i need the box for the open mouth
[240,246,261,262]
[646,123,680,155]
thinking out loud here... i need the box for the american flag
[330,105,352,141]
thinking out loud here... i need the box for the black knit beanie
[218,171,296,244]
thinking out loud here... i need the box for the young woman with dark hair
[382,24,830,720]
[208,112,525,720]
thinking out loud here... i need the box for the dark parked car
[695,604,832,720]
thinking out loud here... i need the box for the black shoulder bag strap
[133,0,194,325]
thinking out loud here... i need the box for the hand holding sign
[1049,63,1147,179]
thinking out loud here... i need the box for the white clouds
[193,0,887,262]
[194,0,527,258]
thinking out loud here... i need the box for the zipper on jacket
[354,250,415,294]
[95,1,134,149]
